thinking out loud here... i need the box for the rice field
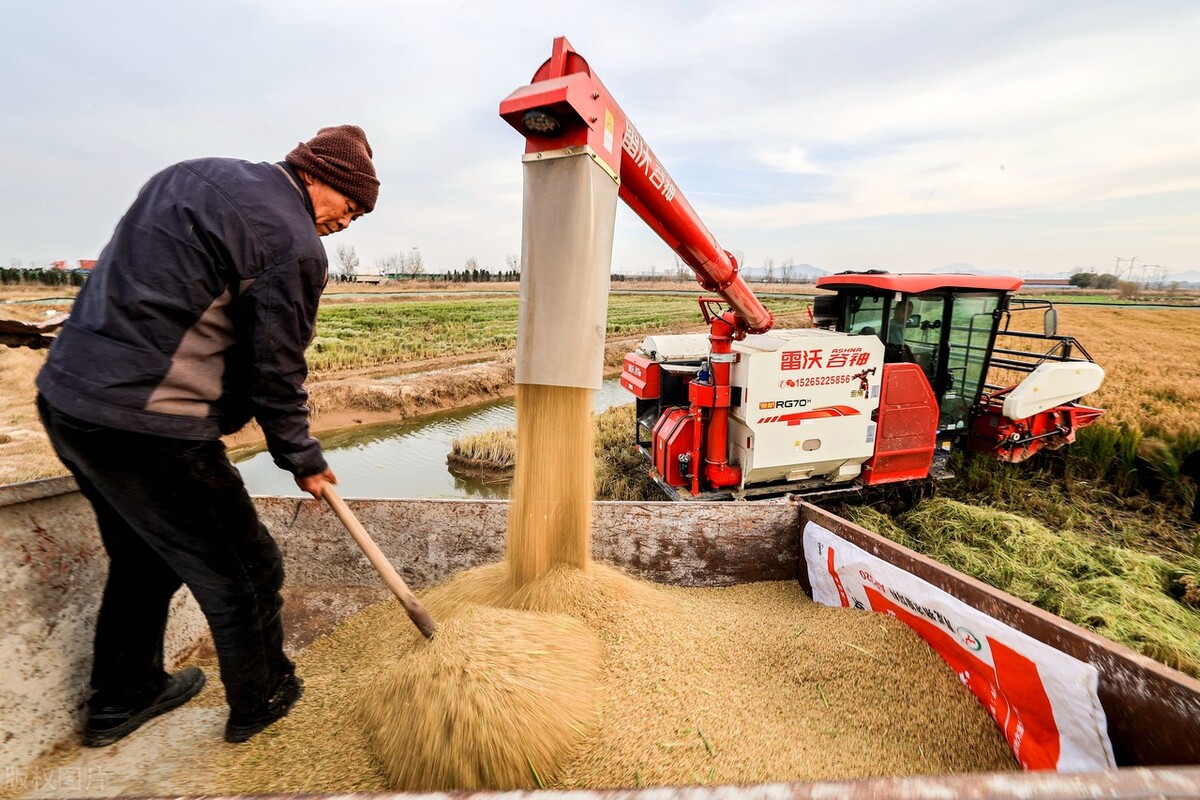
[1019,307,1200,512]
[306,295,816,373]
[1050,306,1200,439]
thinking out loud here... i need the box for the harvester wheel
[878,480,934,514]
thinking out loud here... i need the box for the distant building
[52,259,97,271]
[1021,278,1074,289]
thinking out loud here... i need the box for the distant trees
[779,258,796,284]
[375,253,402,275]
[1116,280,1140,299]
[443,257,517,283]
[1069,272,1119,289]
[405,249,425,277]
[445,267,518,282]
[371,249,426,279]
[672,255,689,282]
[335,244,360,275]
[0,266,86,286]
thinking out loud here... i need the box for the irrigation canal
[235,378,631,498]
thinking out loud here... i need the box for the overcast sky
[2,1,1197,279]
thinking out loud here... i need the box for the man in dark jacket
[36,125,379,745]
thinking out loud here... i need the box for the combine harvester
[3,36,1200,799]
[623,271,1106,500]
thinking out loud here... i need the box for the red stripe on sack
[992,637,1061,770]
[826,547,849,608]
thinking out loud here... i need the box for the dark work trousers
[37,395,293,714]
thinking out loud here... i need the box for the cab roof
[815,271,1024,294]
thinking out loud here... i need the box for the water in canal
[235,378,631,498]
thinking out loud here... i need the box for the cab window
[939,293,1001,431]
[845,294,885,337]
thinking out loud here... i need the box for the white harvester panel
[1003,361,1106,420]
[729,329,885,488]
[638,333,712,362]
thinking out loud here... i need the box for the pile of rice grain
[204,563,1016,794]
[358,605,601,790]
[345,383,609,791]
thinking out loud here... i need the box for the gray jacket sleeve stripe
[145,287,236,417]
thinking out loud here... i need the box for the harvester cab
[812,271,1105,463]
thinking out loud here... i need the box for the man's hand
[296,467,338,499]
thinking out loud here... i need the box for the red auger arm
[499,36,773,337]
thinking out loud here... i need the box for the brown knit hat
[286,125,379,213]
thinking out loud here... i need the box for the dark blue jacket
[37,158,329,477]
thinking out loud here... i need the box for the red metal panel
[862,363,938,485]
[652,408,693,487]
[970,399,1105,463]
[687,381,733,408]
[817,273,1023,293]
[620,353,660,399]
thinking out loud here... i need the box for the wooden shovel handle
[323,486,437,639]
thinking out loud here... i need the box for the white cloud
[759,146,825,175]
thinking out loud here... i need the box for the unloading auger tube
[500,37,773,336]
[500,36,774,491]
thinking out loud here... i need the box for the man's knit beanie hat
[286,125,379,213]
